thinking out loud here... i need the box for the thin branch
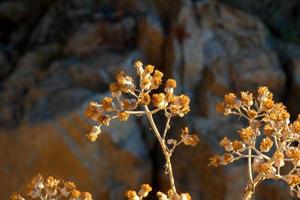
[163,116,171,140]
[150,107,161,114]
[125,110,146,115]
[251,147,270,160]
[242,174,265,200]
[144,105,177,194]
[248,148,253,183]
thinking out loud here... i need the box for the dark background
[0,0,300,199]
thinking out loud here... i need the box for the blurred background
[0,0,300,199]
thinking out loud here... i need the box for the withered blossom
[180,127,199,146]
[84,61,198,199]
[211,87,300,199]
[11,174,93,200]
[260,137,273,152]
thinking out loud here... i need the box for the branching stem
[144,106,177,194]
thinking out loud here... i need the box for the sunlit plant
[10,63,300,200]
[84,61,199,199]
[211,87,300,200]
[10,174,93,200]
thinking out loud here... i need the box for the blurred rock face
[0,0,299,199]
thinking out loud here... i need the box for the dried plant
[10,174,93,200]
[84,61,199,199]
[10,63,299,200]
[211,87,300,199]
[125,184,191,200]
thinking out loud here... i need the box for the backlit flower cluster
[125,184,152,200]
[125,184,191,200]
[85,61,199,199]
[212,87,300,199]
[10,174,93,200]
[85,61,194,142]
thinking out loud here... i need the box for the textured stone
[172,140,226,200]
[169,1,285,96]
[287,58,300,117]
[0,52,12,80]
[0,95,151,200]
[0,0,299,199]
[174,1,206,90]
[162,1,287,199]
[65,18,137,56]
[290,58,300,93]
[0,49,141,127]
[221,0,300,43]
[137,14,165,66]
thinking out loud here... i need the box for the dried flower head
[125,184,152,200]
[224,93,241,109]
[152,93,168,109]
[101,97,114,112]
[152,70,164,89]
[84,102,102,121]
[122,99,137,110]
[134,60,143,75]
[169,95,190,117]
[232,140,246,152]
[209,155,222,167]
[116,71,135,92]
[255,162,274,174]
[118,111,129,122]
[240,91,253,107]
[165,79,177,95]
[259,137,273,152]
[180,127,199,146]
[238,126,255,144]
[138,93,151,105]
[10,193,25,200]
[220,137,233,152]
[286,148,300,166]
[86,126,101,142]
[286,174,300,187]
[138,184,152,198]
[109,82,121,97]
[125,190,139,200]
[263,124,274,136]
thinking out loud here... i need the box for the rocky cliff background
[1,0,300,199]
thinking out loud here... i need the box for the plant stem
[242,174,264,200]
[248,148,253,182]
[163,116,171,140]
[125,111,145,115]
[251,147,270,160]
[166,153,177,193]
[144,106,177,194]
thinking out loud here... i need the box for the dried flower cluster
[10,174,93,200]
[212,87,300,199]
[11,61,299,200]
[125,184,152,200]
[85,61,194,143]
[125,184,191,200]
[85,61,199,199]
